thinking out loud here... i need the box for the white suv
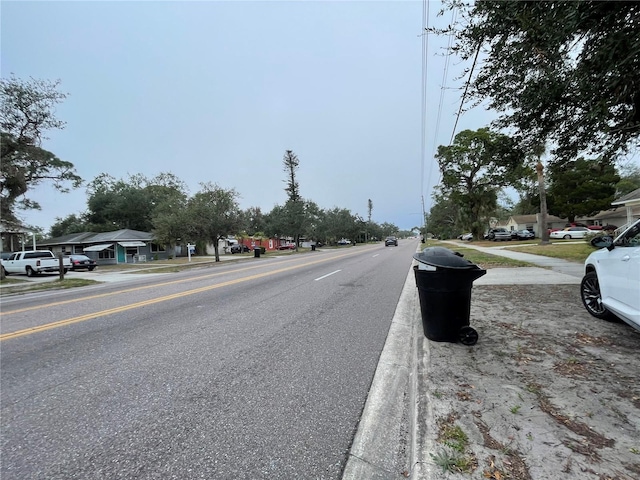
[580,219,640,331]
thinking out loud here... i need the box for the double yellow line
[0,248,365,341]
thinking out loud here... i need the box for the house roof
[38,232,96,245]
[612,188,640,206]
[0,221,38,234]
[590,205,640,221]
[39,229,153,246]
[509,214,566,224]
[509,214,538,224]
[87,229,152,243]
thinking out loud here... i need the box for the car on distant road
[511,229,535,240]
[549,226,594,240]
[68,254,97,271]
[385,236,398,246]
[580,219,640,332]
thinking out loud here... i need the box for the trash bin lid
[413,246,478,269]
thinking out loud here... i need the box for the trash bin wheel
[459,326,478,346]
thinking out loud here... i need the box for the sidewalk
[344,244,640,480]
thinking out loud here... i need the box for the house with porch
[37,229,168,265]
[0,221,39,253]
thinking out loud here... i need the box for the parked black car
[511,229,535,240]
[230,244,250,253]
[68,254,97,271]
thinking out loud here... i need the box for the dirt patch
[417,284,640,480]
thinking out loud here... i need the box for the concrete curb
[342,265,418,479]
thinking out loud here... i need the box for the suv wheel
[580,272,617,321]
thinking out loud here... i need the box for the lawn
[503,241,595,263]
[423,238,597,266]
[422,240,531,268]
[0,278,100,295]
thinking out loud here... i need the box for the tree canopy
[85,173,188,232]
[434,128,525,239]
[546,157,620,222]
[181,183,242,261]
[436,0,640,163]
[1,75,82,227]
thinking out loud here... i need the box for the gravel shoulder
[415,283,640,480]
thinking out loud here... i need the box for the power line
[426,7,457,213]
[420,0,430,225]
[450,41,481,145]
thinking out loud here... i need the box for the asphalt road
[1,241,419,479]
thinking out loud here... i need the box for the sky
[1,0,495,234]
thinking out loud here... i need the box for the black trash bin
[311,244,316,251]
[413,247,486,345]
[254,246,261,258]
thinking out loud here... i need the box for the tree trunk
[536,161,550,244]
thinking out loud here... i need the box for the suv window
[615,223,640,247]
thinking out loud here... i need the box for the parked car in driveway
[487,228,512,241]
[580,219,640,332]
[385,236,398,246]
[511,229,535,240]
[458,233,473,241]
[550,226,594,240]
[68,254,97,271]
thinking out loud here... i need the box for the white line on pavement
[314,270,341,281]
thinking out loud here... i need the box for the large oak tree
[435,128,525,239]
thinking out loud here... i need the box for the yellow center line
[1,248,366,316]
[0,248,368,341]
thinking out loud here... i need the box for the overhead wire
[450,41,481,145]
[426,7,458,210]
[420,0,429,223]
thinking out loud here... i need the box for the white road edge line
[314,270,341,281]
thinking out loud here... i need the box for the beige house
[504,214,567,237]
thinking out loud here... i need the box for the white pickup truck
[1,250,72,277]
